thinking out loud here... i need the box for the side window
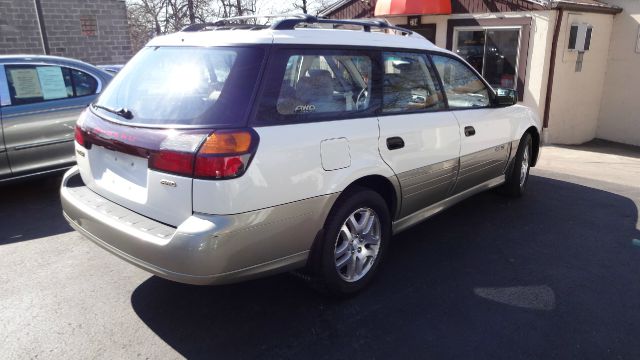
[61,68,75,97]
[71,69,98,96]
[275,53,372,116]
[5,65,72,105]
[382,52,445,113]
[431,55,491,109]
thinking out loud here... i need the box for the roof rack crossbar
[182,23,217,32]
[271,16,413,35]
[181,14,311,32]
[212,14,313,26]
[181,14,413,35]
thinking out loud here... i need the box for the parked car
[61,15,541,295]
[0,55,112,182]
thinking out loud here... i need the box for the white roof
[146,28,446,53]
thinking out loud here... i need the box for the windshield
[94,46,264,127]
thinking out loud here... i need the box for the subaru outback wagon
[61,15,541,295]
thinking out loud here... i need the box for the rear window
[94,46,264,127]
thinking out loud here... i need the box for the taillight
[149,151,194,176]
[75,108,89,147]
[194,130,258,179]
[148,129,258,180]
[74,125,85,146]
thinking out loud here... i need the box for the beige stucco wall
[546,12,614,144]
[596,0,640,146]
[386,12,557,132]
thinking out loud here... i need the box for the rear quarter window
[72,69,98,97]
[255,49,378,124]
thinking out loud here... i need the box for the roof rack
[181,14,311,32]
[181,14,413,35]
[273,16,413,35]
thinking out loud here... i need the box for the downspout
[33,0,50,55]
[542,8,564,133]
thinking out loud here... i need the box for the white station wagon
[61,15,541,295]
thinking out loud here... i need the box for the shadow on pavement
[131,174,640,359]
[0,175,72,245]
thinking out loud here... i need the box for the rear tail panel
[76,110,209,227]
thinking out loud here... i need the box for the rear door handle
[464,126,476,137]
[386,137,405,150]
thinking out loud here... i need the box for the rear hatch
[74,46,265,227]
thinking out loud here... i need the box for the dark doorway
[414,24,437,43]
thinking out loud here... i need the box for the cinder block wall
[0,0,44,55]
[41,0,132,64]
[0,0,132,65]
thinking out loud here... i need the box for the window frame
[447,17,531,102]
[1,62,103,107]
[0,64,11,107]
[429,52,496,111]
[70,68,100,97]
[380,51,447,115]
[452,26,522,93]
[250,45,382,126]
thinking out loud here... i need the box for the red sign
[374,0,452,16]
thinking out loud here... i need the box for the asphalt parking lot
[1,140,639,360]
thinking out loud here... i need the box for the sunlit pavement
[1,140,639,359]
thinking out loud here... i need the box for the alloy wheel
[520,143,530,188]
[334,207,381,282]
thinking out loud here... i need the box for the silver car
[0,55,112,182]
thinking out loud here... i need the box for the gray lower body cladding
[452,143,511,193]
[396,158,459,218]
[395,142,512,218]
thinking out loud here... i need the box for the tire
[312,187,391,296]
[501,132,533,197]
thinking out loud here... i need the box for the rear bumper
[60,167,337,285]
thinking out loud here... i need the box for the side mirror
[494,88,518,107]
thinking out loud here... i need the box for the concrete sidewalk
[537,139,640,188]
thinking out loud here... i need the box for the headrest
[296,70,334,102]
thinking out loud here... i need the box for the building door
[414,25,437,44]
[453,28,521,90]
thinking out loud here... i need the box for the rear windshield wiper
[92,104,134,120]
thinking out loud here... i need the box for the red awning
[374,0,452,16]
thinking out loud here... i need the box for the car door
[1,63,99,176]
[377,51,461,219]
[431,54,512,193]
[0,65,12,179]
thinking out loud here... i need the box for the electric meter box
[568,23,593,52]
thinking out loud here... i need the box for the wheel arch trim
[338,174,402,221]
